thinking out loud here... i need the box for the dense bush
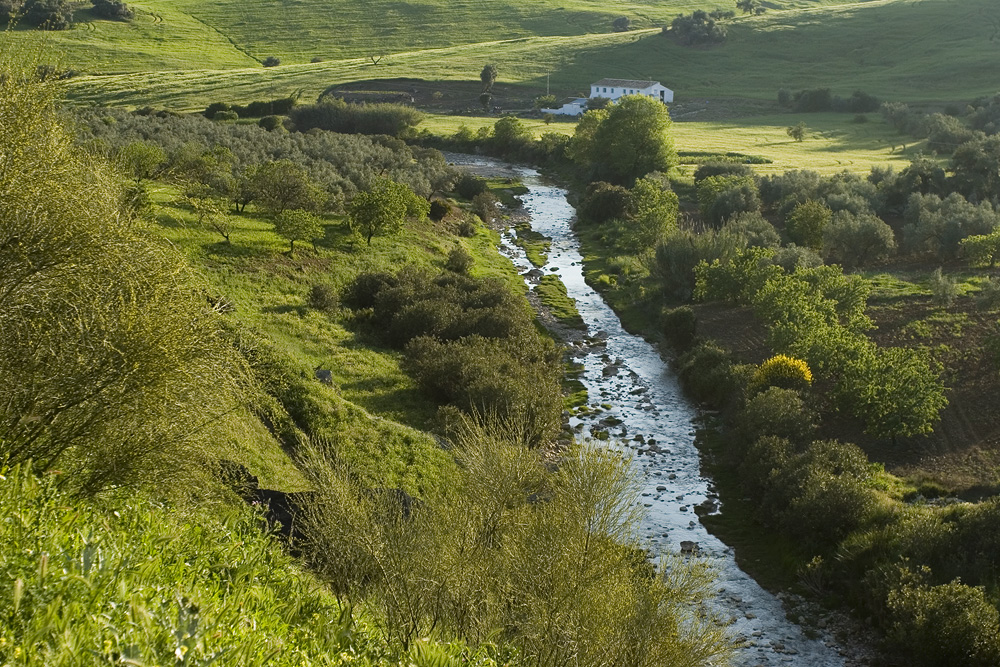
[697,174,761,228]
[343,268,562,445]
[299,432,733,666]
[721,211,781,249]
[753,354,813,391]
[290,98,424,137]
[661,306,697,351]
[307,283,339,314]
[668,10,728,46]
[677,342,745,409]
[822,210,896,269]
[578,181,630,223]
[90,0,133,20]
[736,387,815,447]
[454,173,489,200]
[903,192,999,259]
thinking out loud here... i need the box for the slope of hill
[19,0,868,72]
[60,0,1000,111]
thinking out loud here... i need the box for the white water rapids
[447,154,852,667]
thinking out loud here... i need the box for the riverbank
[453,154,863,667]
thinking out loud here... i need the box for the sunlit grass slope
[13,0,867,72]
[64,0,1000,111]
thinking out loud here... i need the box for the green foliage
[444,245,473,274]
[697,174,760,228]
[669,10,728,46]
[0,463,388,666]
[116,140,165,183]
[262,55,281,67]
[250,159,327,214]
[612,15,631,31]
[841,345,948,440]
[677,342,743,409]
[19,0,72,29]
[273,209,324,255]
[0,70,247,494]
[491,115,533,154]
[306,283,339,314]
[786,121,806,142]
[618,176,679,250]
[786,200,831,250]
[290,98,424,137]
[661,306,697,352]
[928,267,958,306]
[903,192,999,260]
[258,114,284,131]
[90,0,133,21]
[736,387,815,447]
[960,228,1000,267]
[348,177,415,245]
[570,96,677,185]
[822,210,896,269]
[886,571,1000,667]
[479,63,498,92]
[299,431,733,666]
[577,181,630,224]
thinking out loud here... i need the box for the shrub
[445,246,474,274]
[677,342,743,408]
[697,174,761,228]
[661,306,697,352]
[262,56,281,67]
[429,199,450,221]
[669,10,728,46]
[928,267,958,306]
[213,110,239,122]
[822,210,896,269]
[454,173,489,200]
[612,15,632,31]
[736,387,815,447]
[91,0,133,20]
[258,115,284,131]
[578,181,630,224]
[753,354,813,391]
[886,574,1000,667]
[771,245,823,272]
[785,200,832,250]
[290,98,425,137]
[721,211,781,249]
[307,283,339,314]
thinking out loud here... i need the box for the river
[446,153,856,667]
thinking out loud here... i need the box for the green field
[45,0,1000,112]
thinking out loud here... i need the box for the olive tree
[273,209,324,256]
[349,177,425,245]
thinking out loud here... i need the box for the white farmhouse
[541,78,674,116]
[590,78,673,104]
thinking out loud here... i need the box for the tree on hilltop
[736,0,765,16]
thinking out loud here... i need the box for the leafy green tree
[736,0,764,15]
[961,229,1000,267]
[186,194,232,244]
[117,141,165,184]
[250,159,326,214]
[273,208,323,256]
[572,96,677,185]
[480,63,498,92]
[787,121,807,142]
[349,177,420,245]
[786,200,832,250]
[843,346,948,441]
[822,210,896,269]
[90,0,133,20]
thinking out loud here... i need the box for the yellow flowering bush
[753,354,813,391]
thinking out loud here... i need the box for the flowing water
[447,154,851,667]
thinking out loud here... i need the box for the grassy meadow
[50,0,1000,113]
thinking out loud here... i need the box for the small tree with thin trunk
[787,121,807,142]
[480,63,498,92]
[348,177,409,245]
[273,208,323,256]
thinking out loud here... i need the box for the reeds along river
[445,153,853,667]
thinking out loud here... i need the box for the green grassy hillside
[20,0,865,72]
[60,0,999,112]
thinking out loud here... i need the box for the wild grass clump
[297,420,734,666]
